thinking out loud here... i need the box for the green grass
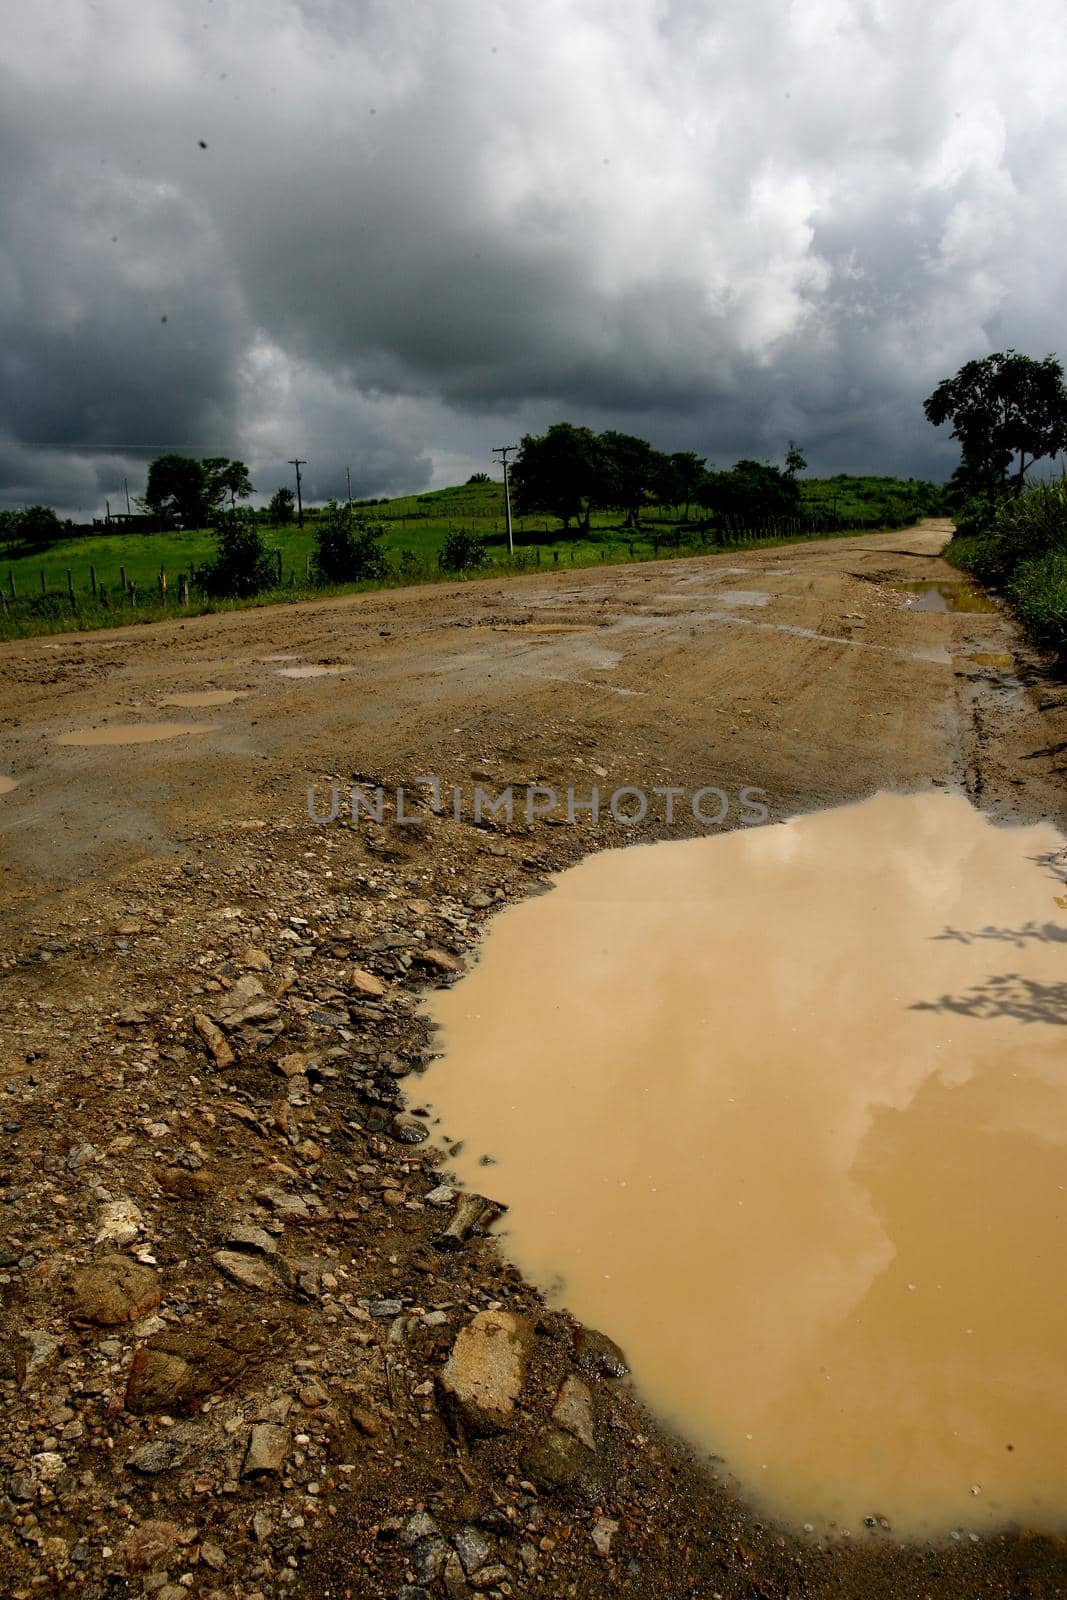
[0,474,944,642]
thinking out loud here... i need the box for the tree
[466,471,490,485]
[666,452,707,520]
[269,486,296,525]
[512,423,601,531]
[706,460,800,523]
[142,455,210,528]
[203,457,254,510]
[596,431,667,529]
[784,441,807,477]
[924,351,1067,507]
[311,500,388,584]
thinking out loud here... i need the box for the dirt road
[1,521,1065,1599]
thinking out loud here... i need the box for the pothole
[0,775,18,794]
[895,580,998,613]
[274,665,353,679]
[56,723,221,746]
[422,790,1067,1538]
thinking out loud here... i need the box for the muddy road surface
[1,519,1066,1600]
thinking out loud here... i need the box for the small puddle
[895,580,998,613]
[57,723,220,746]
[0,775,18,795]
[963,651,1015,671]
[159,690,249,708]
[274,664,353,679]
[422,792,1067,1538]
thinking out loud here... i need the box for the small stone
[591,1515,619,1556]
[424,1185,455,1208]
[200,1540,226,1570]
[32,1451,66,1483]
[274,1053,307,1079]
[125,1436,193,1474]
[212,1250,280,1293]
[157,1166,216,1201]
[193,1012,234,1068]
[370,1298,403,1318]
[392,1112,428,1145]
[222,1224,277,1256]
[551,1374,596,1451]
[241,947,272,972]
[442,1548,467,1597]
[18,1328,61,1384]
[469,1565,510,1591]
[574,1326,628,1379]
[412,1537,449,1583]
[121,1519,180,1575]
[214,973,279,1027]
[348,967,388,998]
[417,947,462,973]
[522,1426,598,1493]
[95,1198,144,1247]
[69,1254,161,1326]
[252,1511,272,1543]
[437,1309,530,1434]
[256,1185,310,1219]
[453,1525,491,1575]
[242,1422,289,1477]
[402,1512,440,1547]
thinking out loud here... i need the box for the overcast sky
[4,0,1067,517]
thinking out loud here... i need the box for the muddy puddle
[0,775,18,795]
[896,580,998,613]
[57,723,220,746]
[160,690,249,708]
[714,589,770,607]
[422,791,1067,1538]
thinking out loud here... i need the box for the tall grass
[946,478,1067,657]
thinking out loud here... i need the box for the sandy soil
[1,520,1066,1600]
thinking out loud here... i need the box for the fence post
[67,569,74,600]
[40,570,46,593]
[120,565,127,593]
[275,549,282,584]
[158,570,167,601]
[100,586,109,610]
[90,565,97,595]
[0,588,7,618]
[130,582,137,606]
[8,571,15,599]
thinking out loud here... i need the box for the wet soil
[1,520,1067,1599]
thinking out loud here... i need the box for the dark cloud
[3,0,1065,515]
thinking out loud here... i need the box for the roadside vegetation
[925,349,1067,658]
[0,429,948,641]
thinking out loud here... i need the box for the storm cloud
[3,0,1066,515]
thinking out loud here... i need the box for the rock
[32,1451,66,1483]
[121,1519,180,1574]
[453,1525,491,1575]
[402,1512,440,1547]
[95,1198,144,1247]
[242,1422,289,1477]
[214,974,279,1028]
[17,1328,61,1385]
[442,1549,467,1597]
[522,1425,599,1494]
[348,966,388,998]
[551,1374,596,1451]
[470,1565,510,1591]
[424,1185,455,1208]
[574,1325,629,1379]
[591,1515,620,1556]
[193,1012,234,1067]
[156,1166,216,1201]
[222,1224,277,1256]
[412,1537,449,1583]
[241,946,272,972]
[200,1539,226,1570]
[125,1434,194,1474]
[252,1510,273,1543]
[437,1309,531,1434]
[256,1185,310,1219]
[436,1193,505,1250]
[416,947,462,974]
[69,1254,161,1326]
[370,1298,403,1319]
[392,1112,428,1145]
[212,1250,281,1293]
[126,1326,262,1413]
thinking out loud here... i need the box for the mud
[55,721,221,746]
[159,690,249,707]
[423,790,1067,1538]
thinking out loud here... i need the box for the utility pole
[492,445,516,556]
[346,465,352,511]
[288,458,306,528]
[123,477,131,516]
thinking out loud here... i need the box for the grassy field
[0,475,944,641]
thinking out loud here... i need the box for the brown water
[0,775,18,795]
[895,580,998,614]
[160,690,248,708]
[274,664,353,679]
[56,723,220,746]
[422,791,1067,1538]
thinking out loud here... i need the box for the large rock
[212,1250,282,1292]
[125,1325,262,1413]
[437,1309,531,1434]
[69,1255,161,1326]
[551,1374,596,1450]
[242,1422,289,1477]
[213,974,279,1028]
[522,1424,600,1494]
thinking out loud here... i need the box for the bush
[1008,550,1067,655]
[951,495,994,541]
[201,508,277,597]
[438,527,489,573]
[312,500,388,584]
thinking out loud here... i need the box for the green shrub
[201,507,277,597]
[438,527,489,573]
[951,495,994,541]
[312,500,388,584]
[1008,550,1067,655]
